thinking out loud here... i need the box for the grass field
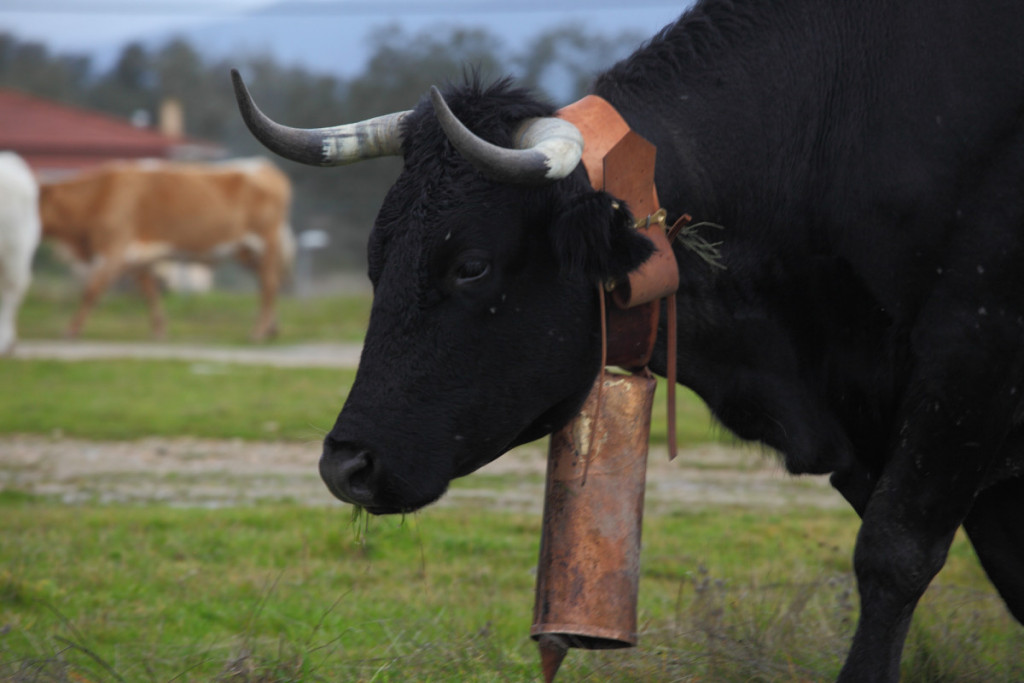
[3,276,1023,681]
[0,358,351,442]
[2,495,1021,683]
[19,279,373,345]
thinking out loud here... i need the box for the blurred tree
[0,33,90,102]
[87,43,156,119]
[154,39,237,141]
[347,24,506,117]
[516,25,646,103]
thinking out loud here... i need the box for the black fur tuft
[549,191,655,284]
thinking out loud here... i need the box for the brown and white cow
[39,157,294,341]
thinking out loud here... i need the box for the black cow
[233,1,1024,680]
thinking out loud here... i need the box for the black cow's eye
[454,259,491,286]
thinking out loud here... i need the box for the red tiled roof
[0,88,222,175]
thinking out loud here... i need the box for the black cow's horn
[231,69,408,166]
[429,86,584,185]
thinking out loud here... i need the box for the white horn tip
[517,118,584,180]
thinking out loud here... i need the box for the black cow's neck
[590,2,878,478]
[593,0,849,232]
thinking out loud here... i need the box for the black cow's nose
[319,439,378,507]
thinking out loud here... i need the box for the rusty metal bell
[531,371,656,681]
[532,96,678,682]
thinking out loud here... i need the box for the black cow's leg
[963,475,1024,624]
[837,472,963,682]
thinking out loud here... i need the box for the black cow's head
[232,72,653,513]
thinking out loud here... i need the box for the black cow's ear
[550,191,655,283]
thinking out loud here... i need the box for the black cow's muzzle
[319,437,399,514]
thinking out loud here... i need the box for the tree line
[0,24,644,270]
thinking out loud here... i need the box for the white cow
[0,152,41,354]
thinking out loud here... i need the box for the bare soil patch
[13,339,363,367]
[0,435,842,511]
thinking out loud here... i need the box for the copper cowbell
[531,369,656,681]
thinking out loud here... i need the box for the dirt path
[0,434,842,512]
[12,339,364,367]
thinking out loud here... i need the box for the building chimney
[159,98,184,138]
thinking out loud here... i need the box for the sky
[0,0,693,79]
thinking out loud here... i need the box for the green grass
[19,280,372,344]
[0,358,721,446]
[0,359,350,442]
[0,498,1019,682]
